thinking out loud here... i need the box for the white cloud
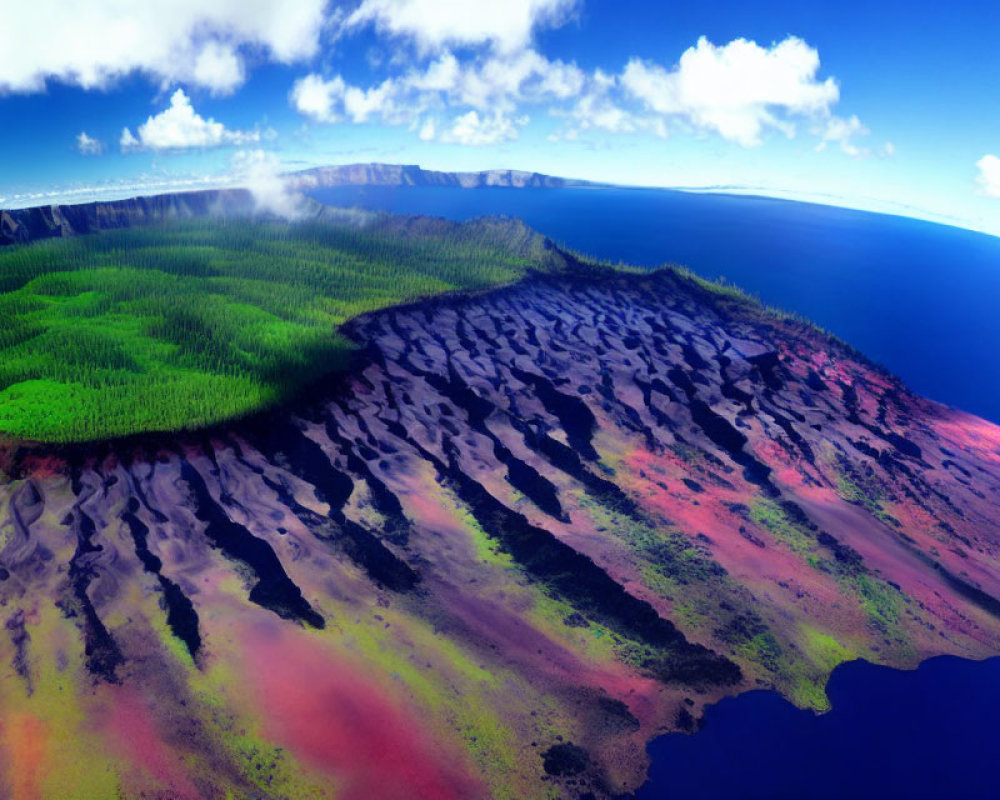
[448,49,584,109]
[121,88,259,151]
[231,150,306,219]
[621,36,840,146]
[815,114,869,157]
[76,131,103,155]
[568,91,637,134]
[440,111,525,145]
[120,128,141,150]
[976,155,1000,198]
[418,118,437,140]
[0,0,328,94]
[291,48,583,145]
[4,152,307,214]
[1,176,225,209]
[410,53,462,92]
[288,30,864,154]
[345,0,577,53]
[344,80,401,123]
[290,74,347,124]
[191,41,244,94]
[561,70,652,136]
[291,73,408,126]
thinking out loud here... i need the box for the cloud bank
[0,0,327,94]
[291,33,868,154]
[1,0,871,160]
[290,46,582,145]
[346,0,578,53]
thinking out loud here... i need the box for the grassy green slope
[0,215,557,442]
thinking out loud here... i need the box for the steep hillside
[0,189,256,247]
[0,268,997,798]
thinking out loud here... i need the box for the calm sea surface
[639,655,1000,800]
[310,185,1000,424]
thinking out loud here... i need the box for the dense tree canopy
[0,216,554,441]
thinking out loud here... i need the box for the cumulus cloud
[291,71,410,126]
[120,128,141,150]
[289,74,347,124]
[290,32,866,153]
[815,114,869,157]
[620,37,839,146]
[121,89,260,151]
[191,41,245,93]
[0,0,328,94]
[344,80,402,123]
[418,118,437,140]
[564,92,635,134]
[76,131,103,155]
[442,49,584,109]
[345,0,577,53]
[290,72,408,125]
[560,69,661,136]
[231,149,306,219]
[440,111,526,145]
[976,155,1000,198]
[291,48,582,145]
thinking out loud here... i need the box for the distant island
[288,162,596,190]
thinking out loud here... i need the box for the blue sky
[1,0,997,235]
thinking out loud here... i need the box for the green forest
[0,216,556,442]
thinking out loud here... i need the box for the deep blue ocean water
[310,185,1000,424]
[638,656,1000,800]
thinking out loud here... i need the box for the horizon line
[1,161,996,241]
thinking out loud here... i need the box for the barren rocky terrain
[1,266,999,798]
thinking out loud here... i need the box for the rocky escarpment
[0,188,259,247]
[0,268,999,798]
[288,162,591,190]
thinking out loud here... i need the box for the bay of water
[639,655,1000,800]
[310,185,1000,424]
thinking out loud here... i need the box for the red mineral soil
[99,686,201,800]
[0,267,998,798]
[240,619,482,800]
[1,713,46,800]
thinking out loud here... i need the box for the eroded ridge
[0,269,998,798]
